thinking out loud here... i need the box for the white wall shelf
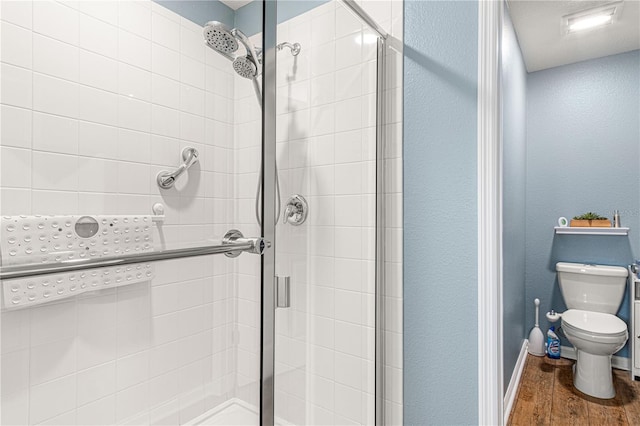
[554,227,630,236]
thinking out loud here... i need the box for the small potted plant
[571,212,611,228]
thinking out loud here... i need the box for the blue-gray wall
[153,0,234,27]
[234,0,262,35]
[152,1,329,39]
[404,1,478,424]
[525,50,640,357]
[234,0,330,36]
[502,6,527,393]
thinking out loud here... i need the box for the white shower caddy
[0,214,156,309]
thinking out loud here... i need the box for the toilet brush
[528,298,545,356]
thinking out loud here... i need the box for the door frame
[477,0,504,424]
[260,0,278,424]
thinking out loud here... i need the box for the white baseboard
[560,345,630,371]
[504,339,528,423]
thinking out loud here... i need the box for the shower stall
[0,0,403,424]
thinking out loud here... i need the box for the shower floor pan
[187,399,290,426]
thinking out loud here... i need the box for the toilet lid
[562,309,627,335]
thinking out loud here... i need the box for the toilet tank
[556,262,628,314]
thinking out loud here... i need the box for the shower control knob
[283,195,308,226]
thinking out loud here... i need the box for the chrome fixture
[231,27,263,77]
[0,229,269,281]
[202,21,302,95]
[156,147,199,190]
[283,194,308,226]
[223,229,271,258]
[202,22,303,226]
[276,276,291,308]
[203,21,238,56]
[233,55,258,78]
[277,42,301,56]
[203,22,263,108]
[203,21,262,78]
[203,21,302,79]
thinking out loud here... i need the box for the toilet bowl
[556,262,629,399]
[561,309,627,399]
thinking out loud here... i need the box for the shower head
[231,28,262,76]
[202,22,261,78]
[232,55,258,79]
[203,21,238,54]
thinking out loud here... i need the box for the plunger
[528,298,545,356]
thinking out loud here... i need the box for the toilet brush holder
[528,298,545,356]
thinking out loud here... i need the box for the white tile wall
[1,0,241,424]
[1,0,402,424]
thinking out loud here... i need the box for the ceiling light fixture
[563,2,621,34]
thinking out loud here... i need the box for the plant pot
[570,219,611,227]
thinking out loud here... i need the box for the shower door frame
[259,1,389,424]
[260,0,278,424]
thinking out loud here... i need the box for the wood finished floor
[508,355,640,425]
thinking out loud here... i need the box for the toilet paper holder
[546,310,562,322]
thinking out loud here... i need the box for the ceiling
[219,0,252,10]
[507,0,640,72]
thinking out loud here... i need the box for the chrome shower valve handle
[283,195,308,226]
[156,147,199,190]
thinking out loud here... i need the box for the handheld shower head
[203,21,238,54]
[231,28,262,76]
[232,55,258,79]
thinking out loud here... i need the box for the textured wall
[502,6,527,391]
[525,50,640,358]
[403,1,478,424]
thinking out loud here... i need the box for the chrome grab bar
[0,230,269,281]
[156,147,199,190]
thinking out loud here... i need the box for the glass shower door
[266,1,383,424]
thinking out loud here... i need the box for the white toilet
[556,262,628,399]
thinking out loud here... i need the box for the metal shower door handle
[156,147,199,189]
[276,276,290,308]
[223,229,271,258]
